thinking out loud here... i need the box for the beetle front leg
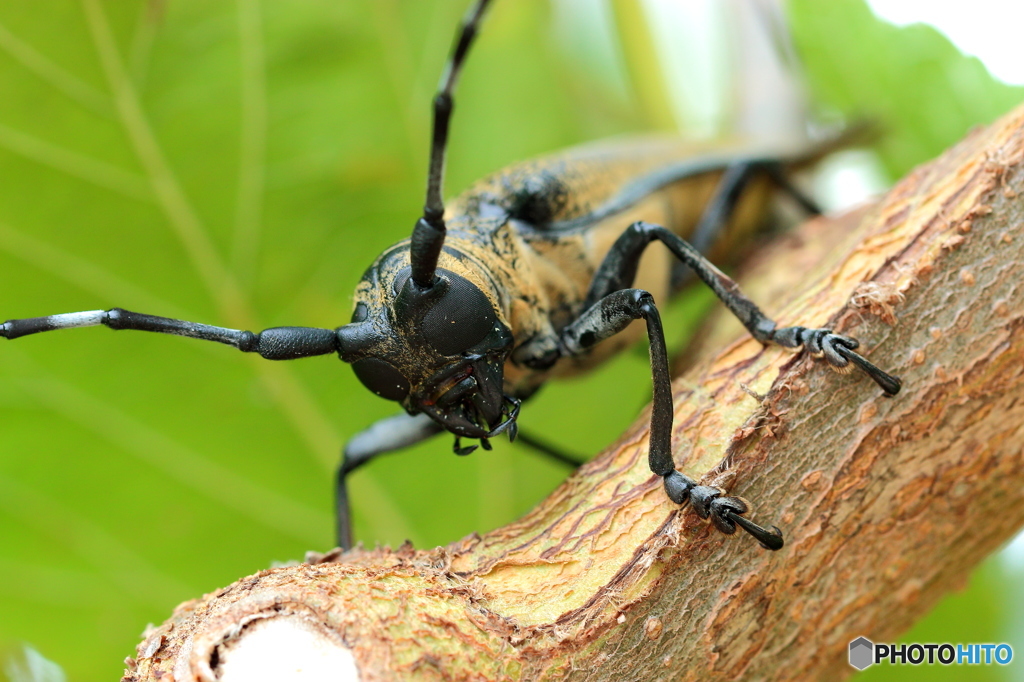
[337,412,443,550]
[560,288,784,550]
[585,222,902,396]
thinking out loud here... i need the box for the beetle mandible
[0,0,901,552]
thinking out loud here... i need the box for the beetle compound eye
[421,275,496,355]
[351,357,410,401]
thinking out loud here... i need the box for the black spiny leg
[689,160,821,257]
[574,215,903,549]
[762,161,822,217]
[667,160,821,292]
[585,222,902,396]
[559,289,784,550]
[337,412,444,550]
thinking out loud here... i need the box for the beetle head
[337,248,518,448]
[345,0,507,451]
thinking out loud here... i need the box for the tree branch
[124,105,1024,682]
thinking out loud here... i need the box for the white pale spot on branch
[217,617,360,682]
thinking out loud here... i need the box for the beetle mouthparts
[448,395,521,456]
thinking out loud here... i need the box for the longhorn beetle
[1,0,901,552]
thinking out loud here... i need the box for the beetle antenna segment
[411,0,494,288]
[1,308,340,360]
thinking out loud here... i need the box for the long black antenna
[410,0,494,289]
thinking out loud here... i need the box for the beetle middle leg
[558,288,785,550]
[335,411,582,549]
[587,222,902,395]
[335,412,445,549]
[689,160,822,256]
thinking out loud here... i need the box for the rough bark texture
[123,105,1024,682]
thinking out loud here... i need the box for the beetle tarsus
[453,438,478,456]
[835,343,902,396]
[724,510,785,551]
[506,418,518,444]
[768,326,901,396]
[662,472,783,550]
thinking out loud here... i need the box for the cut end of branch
[215,617,359,682]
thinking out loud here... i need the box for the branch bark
[124,105,1024,682]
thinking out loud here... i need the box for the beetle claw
[453,437,478,456]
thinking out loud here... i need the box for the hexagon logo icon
[849,637,874,670]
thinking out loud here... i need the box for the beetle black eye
[351,357,410,401]
[421,275,496,355]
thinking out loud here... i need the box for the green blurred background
[0,0,1021,680]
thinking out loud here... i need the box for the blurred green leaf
[788,0,1024,178]
[2,0,1022,680]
